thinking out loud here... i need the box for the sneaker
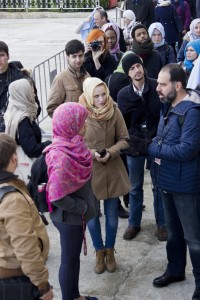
[123,226,141,240]
[85,297,98,300]
[155,227,168,241]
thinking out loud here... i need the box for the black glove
[121,135,151,157]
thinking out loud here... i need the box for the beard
[159,85,177,104]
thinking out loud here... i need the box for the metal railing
[115,6,124,28]
[0,0,99,11]
[33,50,66,123]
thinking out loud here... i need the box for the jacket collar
[129,76,151,100]
[0,170,18,184]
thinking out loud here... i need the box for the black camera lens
[91,41,101,51]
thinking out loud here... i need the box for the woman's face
[186,46,198,61]
[194,23,200,37]
[123,16,131,26]
[93,84,107,108]
[151,28,162,44]
[105,29,117,50]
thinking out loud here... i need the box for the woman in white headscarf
[4,78,50,158]
[122,10,139,50]
[148,22,176,65]
[177,18,200,62]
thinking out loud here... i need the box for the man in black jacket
[124,0,155,28]
[117,53,167,241]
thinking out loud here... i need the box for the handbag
[15,146,36,184]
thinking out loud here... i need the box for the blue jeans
[127,156,165,227]
[161,191,200,287]
[87,198,118,250]
[0,276,39,300]
[53,221,83,300]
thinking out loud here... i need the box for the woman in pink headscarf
[44,102,98,300]
[101,23,124,63]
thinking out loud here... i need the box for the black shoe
[123,193,129,208]
[153,272,185,287]
[118,199,129,218]
[118,207,129,218]
[192,287,200,300]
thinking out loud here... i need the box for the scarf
[184,40,200,71]
[154,40,165,48]
[114,50,133,74]
[132,38,154,55]
[148,22,166,47]
[44,102,92,202]
[188,18,200,41]
[4,79,38,140]
[79,77,114,121]
[101,23,120,60]
[123,20,138,40]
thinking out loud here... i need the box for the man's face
[0,51,9,74]
[128,63,144,82]
[156,71,177,103]
[134,28,148,43]
[66,50,84,71]
[94,12,105,28]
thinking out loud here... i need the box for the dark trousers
[0,275,39,300]
[161,191,200,287]
[53,221,83,300]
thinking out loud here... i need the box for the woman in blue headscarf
[183,39,200,80]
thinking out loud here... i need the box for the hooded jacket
[0,171,49,288]
[149,90,200,193]
[47,64,90,117]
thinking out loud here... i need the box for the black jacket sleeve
[18,118,48,158]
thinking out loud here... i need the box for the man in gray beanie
[117,52,167,241]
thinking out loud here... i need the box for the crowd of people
[0,1,200,300]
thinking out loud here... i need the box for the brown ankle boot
[105,248,116,273]
[94,249,106,274]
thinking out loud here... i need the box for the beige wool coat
[84,104,131,200]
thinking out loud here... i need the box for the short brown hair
[0,133,17,169]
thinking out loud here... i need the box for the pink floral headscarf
[44,102,92,204]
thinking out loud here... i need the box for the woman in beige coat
[79,77,131,275]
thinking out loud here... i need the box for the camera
[97,149,107,158]
[91,41,101,52]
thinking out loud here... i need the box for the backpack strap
[0,186,17,204]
